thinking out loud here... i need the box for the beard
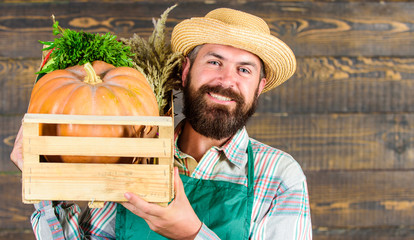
[182,74,260,140]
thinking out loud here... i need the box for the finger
[120,201,145,217]
[123,192,164,217]
[173,167,186,201]
[121,194,148,218]
[10,125,24,170]
[10,150,22,170]
[15,125,23,144]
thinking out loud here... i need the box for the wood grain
[247,113,414,171]
[3,170,414,238]
[4,57,414,115]
[313,226,414,240]
[4,112,414,171]
[0,115,24,172]
[0,2,179,58]
[258,57,414,114]
[0,58,37,114]
[23,163,171,203]
[307,170,414,227]
[0,231,35,240]
[2,2,414,58]
[0,174,34,230]
[2,0,414,238]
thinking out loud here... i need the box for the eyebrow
[205,51,259,69]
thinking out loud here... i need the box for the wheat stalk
[121,4,183,115]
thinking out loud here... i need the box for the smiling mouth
[209,92,233,102]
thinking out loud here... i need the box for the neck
[178,121,230,162]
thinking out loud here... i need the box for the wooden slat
[258,56,414,114]
[0,115,24,172]
[0,2,176,58]
[3,2,414,58]
[0,58,37,114]
[0,174,33,230]
[23,113,172,126]
[158,125,175,199]
[247,113,414,171]
[306,170,414,227]
[24,135,171,157]
[0,231,35,240]
[22,122,38,167]
[313,226,414,240]
[23,163,171,203]
[21,113,173,157]
[158,125,175,164]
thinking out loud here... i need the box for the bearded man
[12,8,312,240]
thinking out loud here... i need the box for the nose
[218,66,236,88]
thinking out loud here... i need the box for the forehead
[195,44,262,64]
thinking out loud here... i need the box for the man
[11,8,311,239]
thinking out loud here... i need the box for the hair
[187,45,266,80]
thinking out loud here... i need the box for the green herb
[122,4,183,115]
[37,16,134,74]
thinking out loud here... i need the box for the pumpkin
[28,60,159,163]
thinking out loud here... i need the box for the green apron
[115,142,254,240]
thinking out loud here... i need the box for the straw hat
[171,8,296,92]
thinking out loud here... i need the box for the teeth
[210,93,231,101]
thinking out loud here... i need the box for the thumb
[10,125,24,171]
[173,167,185,201]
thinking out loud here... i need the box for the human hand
[121,167,202,240]
[10,125,23,171]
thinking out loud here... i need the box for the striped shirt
[31,122,312,239]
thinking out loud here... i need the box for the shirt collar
[174,119,249,169]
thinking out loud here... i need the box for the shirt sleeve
[31,201,66,240]
[251,179,313,240]
[194,223,221,240]
[30,201,117,240]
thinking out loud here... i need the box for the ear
[181,57,191,87]
[257,78,267,96]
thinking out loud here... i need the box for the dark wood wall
[1,1,414,239]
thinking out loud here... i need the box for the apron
[115,142,254,240]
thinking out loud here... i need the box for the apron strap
[246,140,254,235]
[247,140,254,189]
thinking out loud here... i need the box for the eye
[239,67,251,74]
[208,60,221,66]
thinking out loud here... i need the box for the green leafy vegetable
[37,15,134,74]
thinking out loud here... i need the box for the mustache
[198,85,244,104]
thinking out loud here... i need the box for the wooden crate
[22,113,174,207]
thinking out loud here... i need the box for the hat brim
[172,17,296,92]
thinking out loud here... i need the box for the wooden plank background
[1,0,414,239]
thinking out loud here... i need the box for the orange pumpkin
[28,60,159,163]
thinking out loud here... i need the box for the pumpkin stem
[84,62,102,84]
